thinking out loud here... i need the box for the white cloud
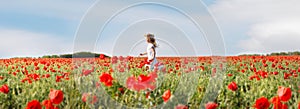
[210,0,300,23]
[239,19,300,52]
[0,29,72,58]
[210,0,300,54]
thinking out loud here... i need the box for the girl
[140,33,159,70]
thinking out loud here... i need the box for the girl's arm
[139,52,147,56]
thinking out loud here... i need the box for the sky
[1,0,300,58]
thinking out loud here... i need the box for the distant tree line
[41,52,109,58]
[239,51,300,56]
[42,55,60,58]
[239,54,262,56]
[267,51,300,56]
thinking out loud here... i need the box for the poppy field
[0,56,299,109]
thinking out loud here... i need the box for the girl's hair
[145,33,158,48]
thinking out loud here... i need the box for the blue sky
[1,0,300,58]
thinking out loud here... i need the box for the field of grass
[0,56,299,109]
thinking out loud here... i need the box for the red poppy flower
[133,83,147,92]
[294,74,298,77]
[253,97,270,109]
[126,76,137,90]
[82,69,93,76]
[271,96,284,109]
[228,82,238,91]
[283,73,290,79]
[118,88,124,94]
[42,74,51,78]
[49,89,64,104]
[91,95,98,104]
[99,73,113,87]
[258,71,268,78]
[199,66,205,71]
[175,104,188,109]
[34,62,38,66]
[42,99,54,109]
[119,56,124,61]
[281,103,288,109]
[99,54,105,59]
[82,94,98,104]
[26,100,42,109]
[162,89,171,102]
[0,84,9,94]
[31,73,40,81]
[119,67,125,72]
[56,76,62,82]
[277,86,292,102]
[138,74,151,82]
[82,93,89,102]
[146,92,151,99]
[126,73,157,92]
[205,102,218,109]
[126,56,134,62]
[212,68,216,77]
[111,56,118,64]
[241,69,246,73]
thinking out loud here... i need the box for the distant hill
[41,52,110,58]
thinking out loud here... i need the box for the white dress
[146,43,157,70]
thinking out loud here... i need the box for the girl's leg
[149,59,158,71]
